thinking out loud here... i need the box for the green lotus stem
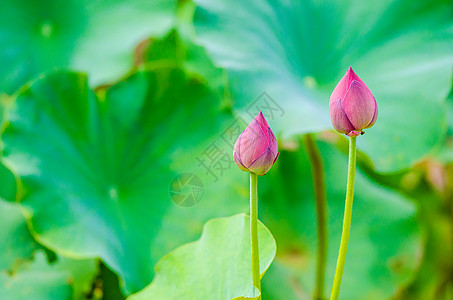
[250,172,261,298]
[303,134,327,300]
[330,136,357,300]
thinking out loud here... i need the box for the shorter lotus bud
[329,67,378,137]
[233,111,279,175]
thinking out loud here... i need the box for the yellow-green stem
[250,172,261,298]
[303,134,327,300]
[330,136,357,300]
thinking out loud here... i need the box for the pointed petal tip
[330,67,360,104]
[256,111,265,122]
[254,111,269,132]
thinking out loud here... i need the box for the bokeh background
[0,0,452,299]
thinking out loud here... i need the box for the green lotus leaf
[0,0,177,94]
[436,92,453,163]
[259,139,422,299]
[129,214,276,300]
[0,197,97,299]
[0,161,17,203]
[139,29,225,92]
[0,99,4,129]
[193,0,453,172]
[0,199,40,270]
[136,1,227,98]
[2,68,248,294]
[0,250,97,300]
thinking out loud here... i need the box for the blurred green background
[0,0,452,299]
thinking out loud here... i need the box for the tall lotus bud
[329,67,378,137]
[233,111,279,175]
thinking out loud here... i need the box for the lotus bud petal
[330,67,378,137]
[233,111,279,175]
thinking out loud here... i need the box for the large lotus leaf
[193,0,453,173]
[0,250,97,300]
[0,197,97,299]
[0,0,176,94]
[136,28,229,110]
[97,262,127,300]
[140,29,226,92]
[0,99,4,129]
[136,0,227,98]
[436,91,453,163]
[448,83,453,134]
[1,68,249,294]
[128,214,276,300]
[0,161,16,203]
[258,139,422,299]
[0,199,40,271]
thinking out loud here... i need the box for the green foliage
[0,198,97,300]
[0,0,452,299]
[259,139,421,299]
[129,214,276,300]
[0,0,177,94]
[0,199,41,270]
[2,68,248,293]
[193,0,453,172]
[0,161,17,202]
[0,251,97,300]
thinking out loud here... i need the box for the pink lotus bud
[329,67,378,137]
[233,111,279,175]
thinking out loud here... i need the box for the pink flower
[233,111,279,175]
[329,67,378,137]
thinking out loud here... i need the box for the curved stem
[303,134,327,300]
[330,136,357,300]
[250,172,261,298]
